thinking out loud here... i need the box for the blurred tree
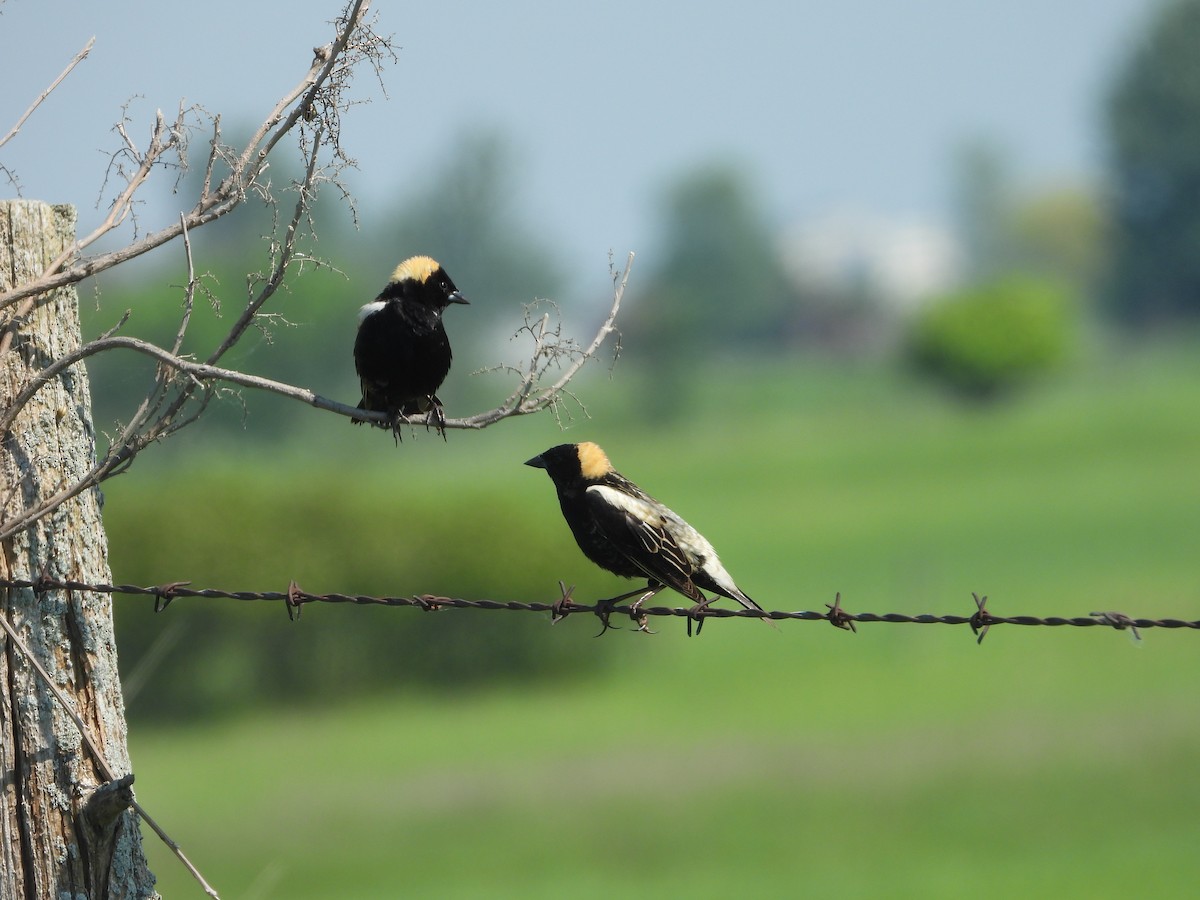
[952,138,1106,304]
[387,129,565,331]
[384,129,568,412]
[907,274,1075,402]
[1007,187,1106,295]
[1106,0,1200,325]
[626,163,791,418]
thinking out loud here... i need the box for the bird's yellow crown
[576,441,613,479]
[390,255,442,285]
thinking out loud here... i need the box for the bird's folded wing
[585,484,703,602]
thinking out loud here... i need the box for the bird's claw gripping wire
[423,396,448,441]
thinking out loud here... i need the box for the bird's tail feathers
[729,588,778,630]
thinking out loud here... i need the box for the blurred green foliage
[906,275,1075,400]
[106,457,623,719]
[952,139,1106,303]
[384,128,567,333]
[121,338,1200,897]
[624,164,796,418]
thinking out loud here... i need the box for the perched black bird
[525,442,772,631]
[354,255,468,433]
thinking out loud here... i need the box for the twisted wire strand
[3,577,1194,640]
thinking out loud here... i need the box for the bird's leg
[686,595,714,637]
[551,583,622,635]
[386,411,405,445]
[581,582,659,637]
[424,395,448,441]
[629,583,665,634]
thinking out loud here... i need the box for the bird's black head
[525,442,614,485]
[385,255,470,310]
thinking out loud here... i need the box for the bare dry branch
[1,1,388,545]
[460,251,632,429]
[0,1,375,316]
[171,213,197,356]
[0,36,96,150]
[0,251,629,543]
[1,0,624,557]
[0,254,631,458]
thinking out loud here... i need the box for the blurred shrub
[906,275,1074,401]
[106,466,621,721]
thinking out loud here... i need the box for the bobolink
[354,255,468,433]
[526,442,772,632]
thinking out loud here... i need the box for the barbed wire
[3,576,1196,643]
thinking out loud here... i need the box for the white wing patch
[587,484,666,528]
[357,300,387,324]
[585,484,742,594]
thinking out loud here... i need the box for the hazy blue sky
[2,0,1155,294]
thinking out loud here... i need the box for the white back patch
[587,484,664,527]
[357,300,387,324]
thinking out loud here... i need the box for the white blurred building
[779,208,963,311]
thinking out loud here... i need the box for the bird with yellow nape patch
[353,255,469,437]
[525,442,775,634]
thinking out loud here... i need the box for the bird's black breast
[554,485,647,580]
[354,301,453,411]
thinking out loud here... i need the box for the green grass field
[112,343,1200,898]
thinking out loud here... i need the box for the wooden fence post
[1,199,157,898]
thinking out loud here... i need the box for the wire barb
[413,594,447,612]
[286,580,305,621]
[970,592,992,644]
[153,580,192,613]
[825,592,857,633]
[1091,610,1142,643]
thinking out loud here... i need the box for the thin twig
[461,251,633,430]
[0,249,632,451]
[533,251,631,407]
[206,122,326,366]
[0,36,96,150]
[172,214,197,356]
[0,2,373,315]
[50,107,183,273]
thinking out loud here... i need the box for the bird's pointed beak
[524,454,546,469]
[448,291,469,305]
